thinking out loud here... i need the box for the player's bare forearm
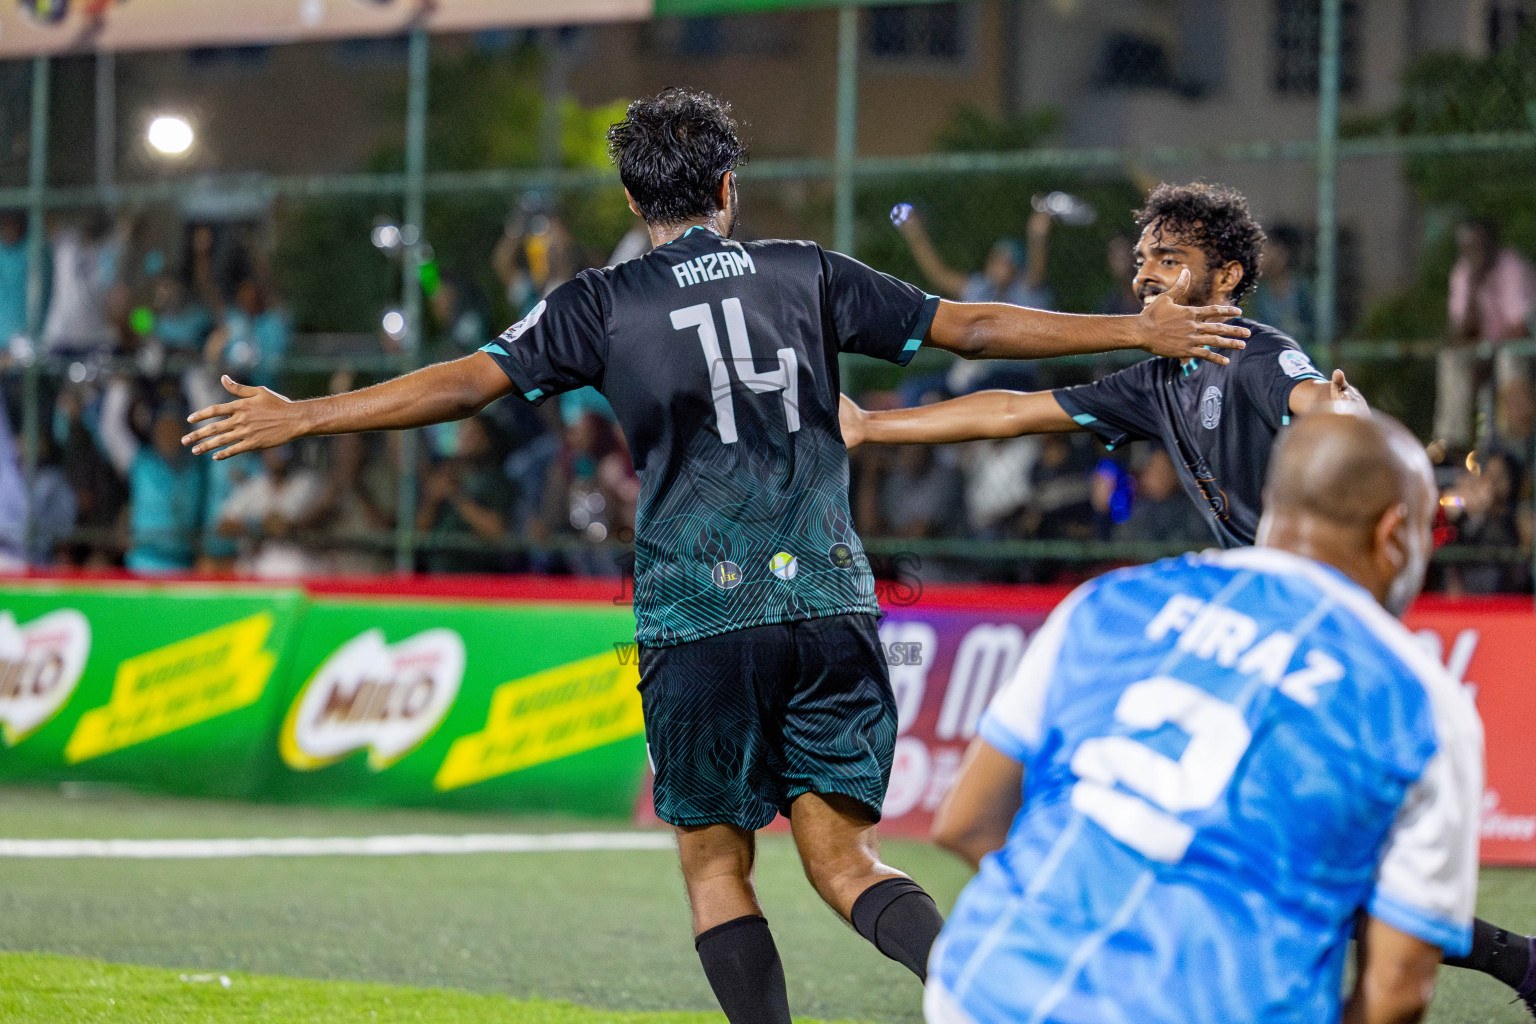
[840,390,1076,449]
[1342,917,1441,1024]
[924,267,1249,366]
[183,353,512,460]
[1289,369,1366,416]
[931,739,1024,871]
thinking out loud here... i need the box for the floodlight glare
[147,115,195,156]
[381,310,407,340]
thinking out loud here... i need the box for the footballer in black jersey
[843,182,1361,550]
[180,93,1255,1024]
[843,181,1536,1011]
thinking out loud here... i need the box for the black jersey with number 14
[480,226,939,646]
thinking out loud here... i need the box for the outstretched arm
[1289,369,1366,415]
[925,268,1249,366]
[839,390,1078,449]
[182,352,513,460]
[931,738,1024,870]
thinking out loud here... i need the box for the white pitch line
[0,832,676,859]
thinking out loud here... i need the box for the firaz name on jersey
[1146,593,1344,707]
[672,250,757,288]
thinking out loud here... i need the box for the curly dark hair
[606,89,748,227]
[1134,182,1266,302]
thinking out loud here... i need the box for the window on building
[1272,0,1360,96]
[866,3,968,63]
[644,15,794,59]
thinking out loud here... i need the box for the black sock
[694,915,792,1024]
[850,877,944,982]
[1442,917,1533,992]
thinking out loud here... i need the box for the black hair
[1135,182,1266,302]
[606,89,747,226]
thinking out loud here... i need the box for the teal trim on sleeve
[1072,413,1098,426]
[480,342,508,356]
[1282,414,1291,426]
[523,388,545,402]
[897,294,941,367]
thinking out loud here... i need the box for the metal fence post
[833,4,858,257]
[395,25,429,574]
[1313,0,1341,360]
[21,56,51,565]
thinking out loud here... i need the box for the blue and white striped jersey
[927,547,1483,1024]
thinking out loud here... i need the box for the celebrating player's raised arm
[838,390,1075,449]
[182,353,512,460]
[924,268,1249,366]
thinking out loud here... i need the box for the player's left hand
[1137,268,1250,365]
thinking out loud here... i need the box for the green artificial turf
[1,786,1533,1023]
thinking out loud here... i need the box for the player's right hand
[838,393,867,449]
[182,375,306,460]
[1137,268,1249,365]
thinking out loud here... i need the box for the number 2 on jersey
[671,298,800,445]
[1069,676,1252,864]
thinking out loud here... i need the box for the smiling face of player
[1133,219,1244,309]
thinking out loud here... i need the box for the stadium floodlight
[146,115,195,157]
[381,310,407,341]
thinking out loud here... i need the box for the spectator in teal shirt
[147,274,213,352]
[0,212,29,345]
[100,379,206,573]
[206,278,290,390]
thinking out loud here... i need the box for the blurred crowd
[0,200,1531,593]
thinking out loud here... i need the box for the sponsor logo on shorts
[1278,350,1319,379]
[828,543,854,569]
[769,551,799,581]
[1200,386,1223,430]
[712,560,742,589]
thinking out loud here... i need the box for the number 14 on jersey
[671,298,801,445]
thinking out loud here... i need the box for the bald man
[925,407,1484,1024]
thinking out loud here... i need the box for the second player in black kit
[842,181,1536,1012]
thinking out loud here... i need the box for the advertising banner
[0,0,652,57]
[0,583,305,798]
[265,598,647,816]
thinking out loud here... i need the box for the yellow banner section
[64,613,277,764]
[434,650,642,791]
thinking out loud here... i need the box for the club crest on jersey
[829,543,854,569]
[769,551,799,581]
[712,560,742,589]
[1200,386,1223,430]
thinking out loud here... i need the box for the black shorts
[638,613,896,831]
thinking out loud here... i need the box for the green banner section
[0,585,648,816]
[0,584,306,798]
[268,600,644,815]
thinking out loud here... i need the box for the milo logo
[0,609,91,746]
[280,628,464,771]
